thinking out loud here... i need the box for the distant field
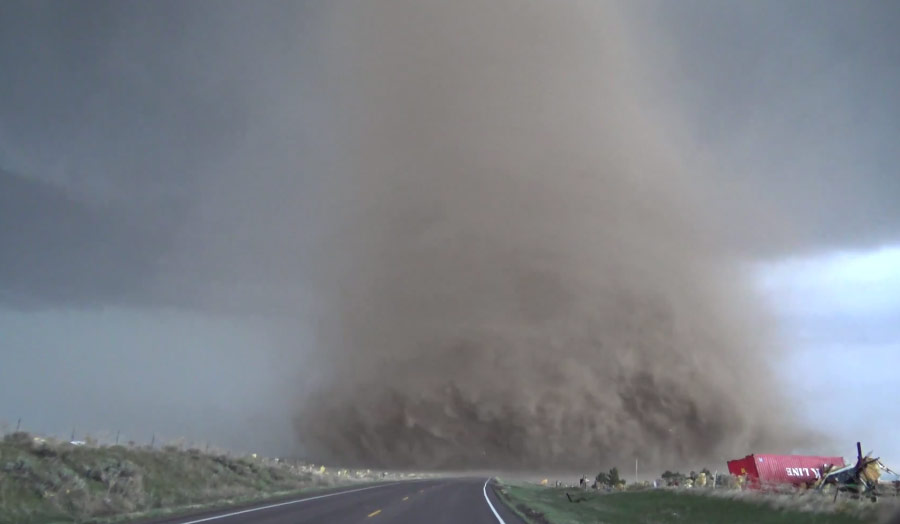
[494,482,888,524]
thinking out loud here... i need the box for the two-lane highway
[145,478,524,524]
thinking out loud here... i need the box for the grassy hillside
[0,432,384,523]
[494,482,890,524]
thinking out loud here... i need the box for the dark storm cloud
[0,168,186,307]
[3,1,898,310]
[0,2,248,201]
[0,1,325,311]
[621,0,900,256]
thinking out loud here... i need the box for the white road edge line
[482,477,507,524]
[175,482,405,524]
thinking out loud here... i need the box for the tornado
[292,1,808,470]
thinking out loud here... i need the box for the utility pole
[115,430,120,445]
[635,458,639,484]
[16,418,21,432]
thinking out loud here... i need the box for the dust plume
[294,1,807,470]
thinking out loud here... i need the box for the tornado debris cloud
[294,1,806,470]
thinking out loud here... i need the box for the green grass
[0,432,355,524]
[494,482,876,524]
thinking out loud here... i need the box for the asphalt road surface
[145,477,525,524]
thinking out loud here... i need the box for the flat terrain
[495,483,881,524]
[5,430,896,523]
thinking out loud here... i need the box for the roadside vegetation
[494,480,893,524]
[0,431,405,524]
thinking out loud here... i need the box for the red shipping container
[727,454,845,487]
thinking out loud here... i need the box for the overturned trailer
[727,454,845,488]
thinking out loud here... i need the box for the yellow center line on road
[367,509,382,517]
[402,496,409,500]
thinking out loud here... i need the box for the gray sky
[1,1,898,466]
[621,0,900,256]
